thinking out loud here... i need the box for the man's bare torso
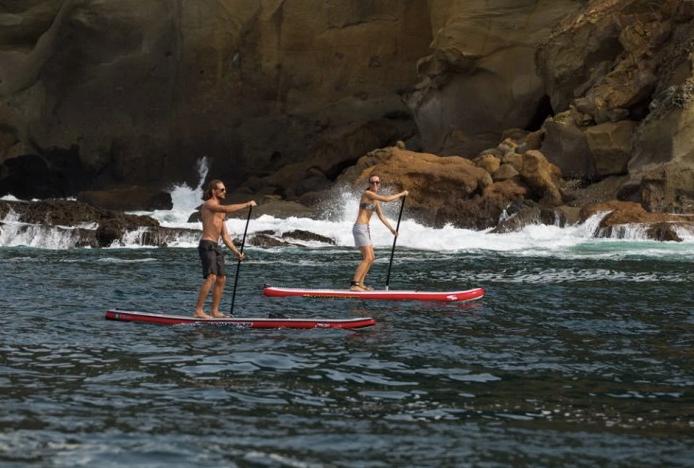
[200,201,225,242]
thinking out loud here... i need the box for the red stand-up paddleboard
[263,286,485,302]
[105,310,375,329]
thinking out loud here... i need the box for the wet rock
[579,200,648,223]
[566,175,629,207]
[78,186,172,211]
[501,128,530,144]
[516,129,545,153]
[646,222,683,242]
[585,121,637,177]
[555,205,582,226]
[95,219,125,247]
[0,198,164,247]
[247,229,335,248]
[578,199,694,241]
[497,138,519,156]
[477,148,504,159]
[475,154,501,175]
[482,180,528,202]
[248,233,289,248]
[520,150,563,206]
[541,110,596,179]
[621,164,694,213]
[492,163,519,182]
[492,200,563,233]
[502,153,524,173]
[281,230,335,245]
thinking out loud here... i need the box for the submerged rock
[281,230,335,245]
[248,229,335,248]
[579,200,694,241]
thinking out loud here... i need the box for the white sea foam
[96,257,157,264]
[459,269,693,284]
[2,156,694,258]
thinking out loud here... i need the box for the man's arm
[207,199,257,214]
[221,222,244,260]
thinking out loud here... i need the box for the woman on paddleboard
[351,174,407,291]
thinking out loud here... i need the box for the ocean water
[1,166,693,466]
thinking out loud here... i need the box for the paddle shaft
[230,206,252,315]
[385,196,406,291]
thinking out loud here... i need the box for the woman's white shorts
[352,223,372,247]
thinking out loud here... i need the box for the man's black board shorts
[198,240,226,278]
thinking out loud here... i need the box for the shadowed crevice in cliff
[525,95,553,132]
[0,145,90,199]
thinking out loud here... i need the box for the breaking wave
[1,158,693,259]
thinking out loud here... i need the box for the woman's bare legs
[352,246,375,290]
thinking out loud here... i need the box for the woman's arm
[364,190,408,203]
[375,202,396,234]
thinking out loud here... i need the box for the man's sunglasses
[216,187,226,192]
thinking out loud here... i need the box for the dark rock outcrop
[248,229,335,248]
[78,186,172,211]
[0,198,198,247]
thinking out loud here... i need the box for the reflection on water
[0,246,692,466]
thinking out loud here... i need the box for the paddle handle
[230,205,253,315]
[385,195,406,291]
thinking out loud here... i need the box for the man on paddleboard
[194,179,256,319]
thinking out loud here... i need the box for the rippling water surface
[1,245,693,466]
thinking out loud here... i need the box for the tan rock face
[341,145,571,229]
[0,0,432,199]
[405,0,581,155]
[475,154,501,175]
[537,0,677,117]
[351,147,489,213]
[520,150,563,206]
[585,120,637,177]
[540,109,595,179]
[492,163,520,181]
[537,0,694,211]
[337,146,521,228]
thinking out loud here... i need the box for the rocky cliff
[0,0,431,198]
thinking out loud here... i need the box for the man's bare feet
[350,284,367,292]
[210,311,227,318]
[193,310,212,319]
